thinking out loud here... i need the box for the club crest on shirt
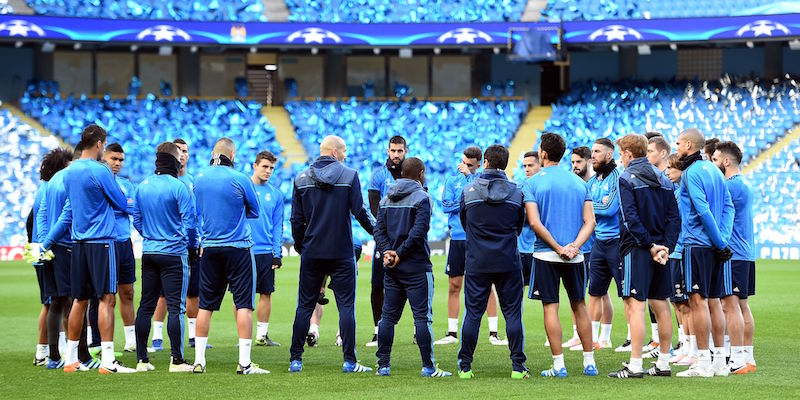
[264,193,271,202]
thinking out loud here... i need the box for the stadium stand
[284,0,526,23]
[284,99,529,240]
[23,0,266,21]
[0,107,59,246]
[748,137,800,248]
[541,0,782,21]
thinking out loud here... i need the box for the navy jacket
[373,179,433,273]
[291,156,374,259]
[460,169,524,273]
[618,157,681,256]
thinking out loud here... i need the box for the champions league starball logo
[589,25,643,41]
[286,28,342,44]
[136,25,192,42]
[0,20,45,37]
[437,28,493,44]
[736,20,790,37]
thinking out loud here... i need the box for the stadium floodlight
[790,39,800,50]
[670,43,678,51]
[73,43,82,50]
[264,64,277,71]
[190,45,198,53]
[250,46,257,54]
[14,41,22,48]
[493,47,501,54]
[637,45,651,55]
[746,41,754,48]
[130,44,138,52]
[433,47,441,55]
[41,42,55,53]
[373,48,381,55]
[159,46,173,56]
[399,48,412,58]
[311,47,319,55]
[611,44,619,52]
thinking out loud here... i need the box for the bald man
[289,135,375,373]
[192,137,268,374]
[673,129,734,378]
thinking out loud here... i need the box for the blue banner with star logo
[0,14,797,46]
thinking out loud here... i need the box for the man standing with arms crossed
[289,135,374,373]
[192,138,268,375]
[249,151,284,347]
[366,135,407,347]
[674,128,734,378]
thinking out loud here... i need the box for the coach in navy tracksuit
[132,142,196,371]
[289,135,375,373]
[373,158,450,377]
[609,134,680,378]
[456,145,527,379]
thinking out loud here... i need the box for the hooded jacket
[618,157,680,256]
[460,169,524,273]
[291,156,374,259]
[373,178,433,273]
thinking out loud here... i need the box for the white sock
[724,335,731,357]
[256,322,268,339]
[650,323,659,341]
[86,326,92,344]
[678,325,686,343]
[583,351,595,368]
[124,325,136,347]
[744,345,754,364]
[448,318,458,334]
[730,346,745,367]
[629,357,643,373]
[309,323,319,335]
[152,321,164,341]
[572,324,579,340]
[552,354,565,371]
[194,337,208,366]
[600,324,612,343]
[712,347,726,369]
[709,332,715,348]
[188,318,196,339]
[101,341,115,366]
[591,321,600,343]
[58,331,66,355]
[238,339,252,367]
[66,340,79,364]
[626,324,631,341]
[374,325,379,335]
[488,317,499,333]
[689,335,698,357]
[657,352,671,370]
[36,344,48,359]
[698,349,712,370]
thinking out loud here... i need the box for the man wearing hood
[456,145,527,379]
[608,134,680,379]
[372,157,451,377]
[366,135,407,347]
[131,142,195,373]
[289,135,375,374]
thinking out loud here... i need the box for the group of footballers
[26,122,756,379]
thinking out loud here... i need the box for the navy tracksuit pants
[457,270,526,373]
[135,254,189,362]
[376,269,435,369]
[291,257,357,364]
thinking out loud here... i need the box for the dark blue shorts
[748,262,756,296]
[199,247,255,311]
[44,244,72,298]
[445,240,466,277]
[669,257,688,303]
[520,253,533,286]
[582,252,591,287]
[33,262,50,305]
[70,240,117,300]
[683,246,724,299]
[187,257,200,298]
[115,239,136,285]
[371,248,385,288]
[722,260,754,299]
[254,253,276,294]
[530,258,585,303]
[588,238,622,297]
[620,248,671,301]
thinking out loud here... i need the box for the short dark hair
[648,136,670,153]
[572,146,591,160]
[464,146,482,162]
[156,142,179,155]
[594,137,614,150]
[105,142,124,154]
[704,138,720,157]
[72,142,84,160]
[540,132,566,162]
[483,144,509,170]
[401,157,425,178]
[255,150,277,165]
[715,141,743,165]
[39,148,73,182]
[78,124,107,150]
[523,151,539,161]
[389,135,406,148]
[645,131,663,140]
[173,138,187,145]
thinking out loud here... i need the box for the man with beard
[366,136,407,347]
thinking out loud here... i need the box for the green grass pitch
[0,257,798,399]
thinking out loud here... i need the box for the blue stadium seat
[541,0,776,21]
[285,0,526,23]
[25,0,266,22]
